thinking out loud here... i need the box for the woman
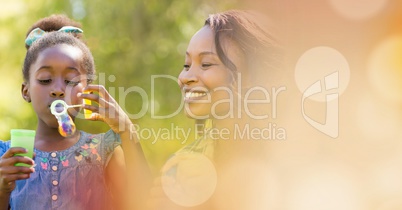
[149,10,282,210]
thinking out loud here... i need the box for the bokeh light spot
[328,0,388,20]
[161,153,217,207]
[295,46,350,102]
[367,36,402,103]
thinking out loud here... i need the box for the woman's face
[178,26,245,119]
[22,44,88,128]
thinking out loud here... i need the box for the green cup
[10,129,35,167]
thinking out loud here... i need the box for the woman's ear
[21,82,31,103]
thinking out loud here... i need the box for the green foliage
[0,0,239,174]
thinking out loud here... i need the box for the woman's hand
[0,147,35,193]
[78,85,132,134]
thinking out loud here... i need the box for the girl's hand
[0,148,35,193]
[78,85,132,134]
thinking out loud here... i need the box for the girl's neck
[34,120,80,152]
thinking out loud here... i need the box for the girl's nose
[51,90,65,98]
[50,81,65,98]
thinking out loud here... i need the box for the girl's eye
[38,79,51,84]
[66,80,80,86]
[183,64,191,71]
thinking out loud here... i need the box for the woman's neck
[211,116,269,159]
[212,117,246,136]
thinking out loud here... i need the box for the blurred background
[1,0,402,209]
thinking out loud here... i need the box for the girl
[0,26,150,209]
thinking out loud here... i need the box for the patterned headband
[25,26,83,46]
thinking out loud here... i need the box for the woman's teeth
[185,92,207,98]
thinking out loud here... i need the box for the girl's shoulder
[0,140,11,156]
[82,129,121,146]
[33,130,120,157]
[33,130,121,169]
[79,129,121,156]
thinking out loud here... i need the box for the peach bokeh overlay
[200,0,402,209]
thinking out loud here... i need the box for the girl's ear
[21,82,31,103]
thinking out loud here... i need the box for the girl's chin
[41,117,61,128]
[46,122,61,129]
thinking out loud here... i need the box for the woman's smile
[184,89,209,101]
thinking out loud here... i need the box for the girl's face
[22,44,88,128]
[178,26,245,119]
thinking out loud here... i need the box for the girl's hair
[25,14,83,49]
[205,10,281,76]
[23,32,95,82]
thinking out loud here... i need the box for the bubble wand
[50,100,83,137]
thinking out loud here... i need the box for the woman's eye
[38,79,51,84]
[201,63,214,69]
[66,80,80,86]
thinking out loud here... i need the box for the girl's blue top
[0,130,121,210]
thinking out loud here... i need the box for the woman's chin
[184,111,209,120]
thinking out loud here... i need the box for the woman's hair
[205,10,281,76]
[25,14,83,49]
[23,32,95,82]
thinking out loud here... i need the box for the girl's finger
[1,156,35,167]
[85,107,118,122]
[84,85,111,101]
[1,171,32,183]
[1,147,29,159]
[86,113,105,122]
[83,104,99,113]
[78,92,100,103]
[97,96,107,108]
[78,92,112,110]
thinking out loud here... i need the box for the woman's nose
[178,69,198,86]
